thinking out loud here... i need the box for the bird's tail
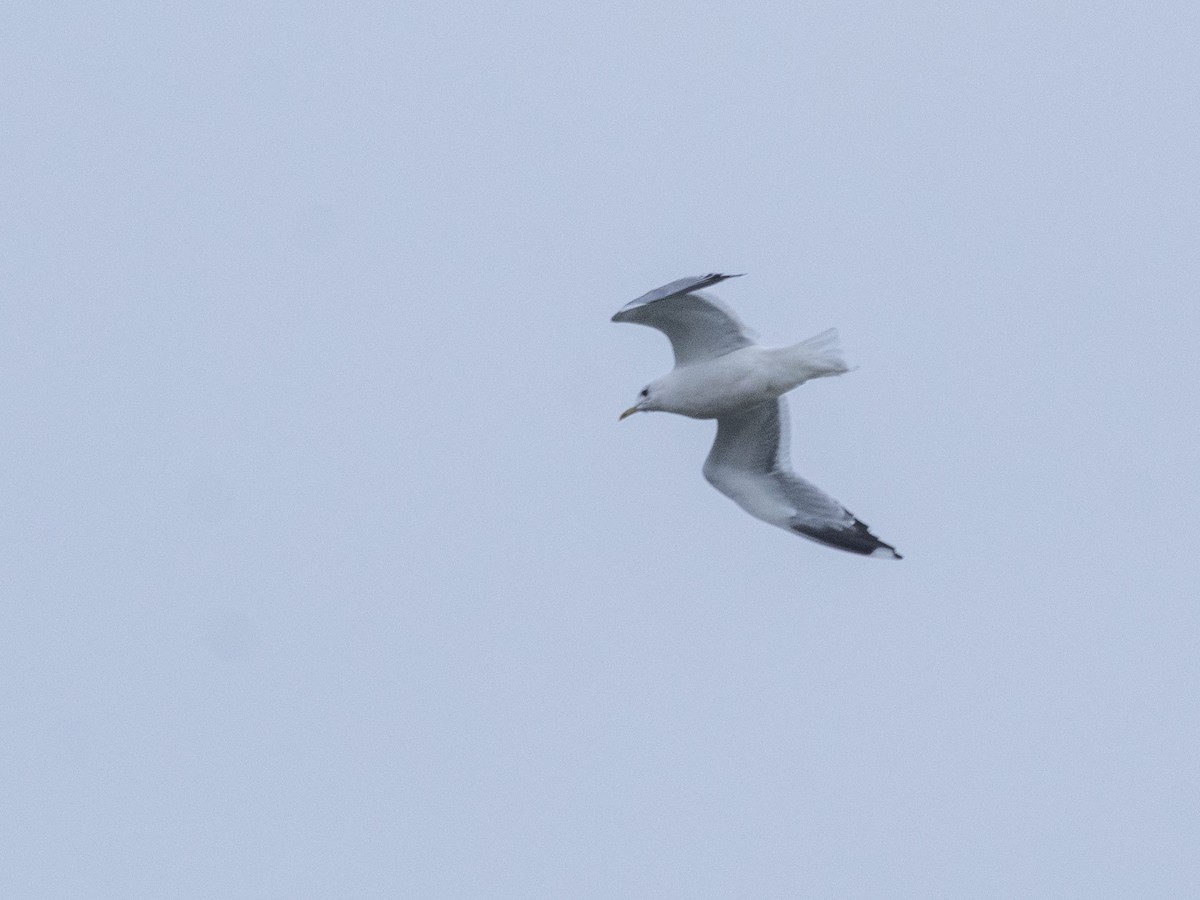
[782,328,852,380]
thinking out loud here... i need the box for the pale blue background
[3,2,1198,897]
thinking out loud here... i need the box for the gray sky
[4,2,1199,897]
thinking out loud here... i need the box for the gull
[613,274,902,559]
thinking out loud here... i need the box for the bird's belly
[662,352,776,418]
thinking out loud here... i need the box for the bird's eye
[640,388,649,398]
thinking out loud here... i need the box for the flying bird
[613,273,901,558]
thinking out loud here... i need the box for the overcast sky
[3,2,1199,897]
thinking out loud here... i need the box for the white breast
[655,347,781,419]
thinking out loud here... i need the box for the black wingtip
[865,535,903,560]
[792,517,903,559]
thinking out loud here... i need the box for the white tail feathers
[787,328,851,379]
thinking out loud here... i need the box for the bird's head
[619,384,658,420]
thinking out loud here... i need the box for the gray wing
[611,274,755,366]
[701,399,902,558]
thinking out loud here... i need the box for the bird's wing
[611,274,755,366]
[701,399,901,558]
